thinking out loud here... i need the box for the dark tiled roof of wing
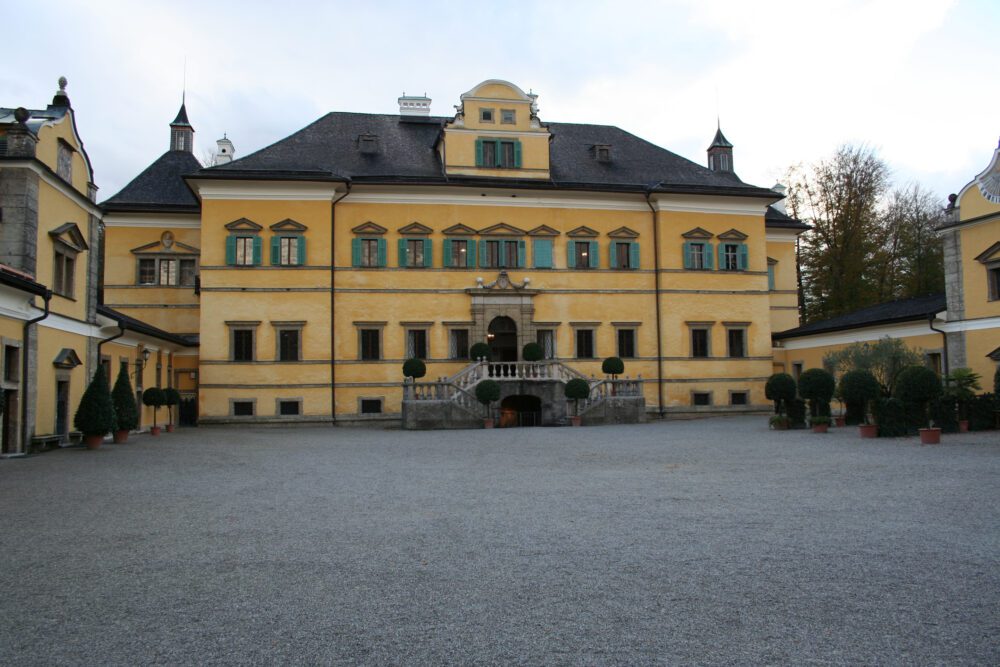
[773,294,946,339]
[101,150,202,210]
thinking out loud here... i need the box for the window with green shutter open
[272,236,305,266]
[444,238,476,268]
[352,238,387,268]
[475,138,522,169]
[227,236,261,266]
[399,238,432,268]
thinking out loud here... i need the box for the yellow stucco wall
[35,114,91,195]
[775,332,942,378]
[957,218,1000,320]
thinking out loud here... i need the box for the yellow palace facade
[103,79,806,427]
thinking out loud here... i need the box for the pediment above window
[681,227,714,239]
[974,241,1000,264]
[478,222,526,236]
[608,226,639,238]
[131,231,199,255]
[53,348,82,369]
[224,218,263,232]
[527,225,560,237]
[351,221,388,235]
[767,257,778,265]
[442,223,478,236]
[718,228,749,240]
[48,222,88,252]
[398,222,434,235]
[270,218,308,233]
[567,226,599,238]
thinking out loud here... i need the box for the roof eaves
[97,305,199,347]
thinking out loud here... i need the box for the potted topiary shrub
[142,387,166,436]
[73,367,116,449]
[601,356,624,380]
[944,367,981,432]
[402,357,427,381]
[475,379,500,428]
[522,342,544,362]
[798,368,836,434]
[839,370,881,438]
[111,365,138,443]
[765,373,796,429]
[895,365,944,444]
[564,378,590,427]
[163,388,181,432]
[469,342,492,362]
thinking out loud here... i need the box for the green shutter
[517,239,526,267]
[475,138,483,167]
[630,242,640,269]
[298,235,306,265]
[351,238,361,267]
[377,238,387,267]
[533,239,552,268]
[424,239,433,267]
[225,236,237,266]
[480,239,488,267]
[682,241,693,269]
[767,264,775,290]
[252,236,262,265]
[398,238,408,267]
[609,242,618,269]
[566,241,576,269]
[443,239,452,267]
[466,239,476,267]
[589,242,599,269]
[738,243,749,270]
[270,236,280,265]
[704,243,714,270]
[513,140,522,168]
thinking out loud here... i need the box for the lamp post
[134,349,151,429]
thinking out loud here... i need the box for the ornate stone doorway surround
[468,271,538,361]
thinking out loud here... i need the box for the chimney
[398,93,431,116]
[215,134,235,165]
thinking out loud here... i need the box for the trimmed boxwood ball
[839,369,880,425]
[765,373,796,415]
[894,366,942,404]
[475,379,501,406]
[565,378,590,400]
[163,387,181,406]
[469,342,492,361]
[798,368,835,417]
[601,356,625,377]
[142,387,167,428]
[522,342,544,362]
[402,357,427,380]
[74,366,116,437]
[111,365,138,431]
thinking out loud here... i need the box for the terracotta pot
[166,424,175,433]
[958,420,969,433]
[482,418,494,429]
[84,434,103,450]
[919,427,941,445]
[571,416,582,427]
[150,426,162,436]
[859,424,878,438]
[835,416,846,428]
[812,424,829,434]
[113,430,129,444]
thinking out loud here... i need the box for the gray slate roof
[102,150,202,211]
[773,293,946,340]
[765,205,809,230]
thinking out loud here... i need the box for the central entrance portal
[488,316,518,362]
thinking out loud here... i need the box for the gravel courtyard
[1,417,998,665]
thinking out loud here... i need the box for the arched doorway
[488,316,518,362]
[499,395,542,427]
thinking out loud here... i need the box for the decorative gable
[608,226,639,238]
[974,241,1000,264]
[681,227,714,239]
[48,223,88,252]
[567,226,599,238]
[131,240,200,255]
[718,228,749,241]
[442,223,478,236]
[478,222,526,236]
[270,218,308,233]
[224,218,263,232]
[351,221,388,235]
[53,348,82,369]
[398,222,434,235]
[527,225,560,237]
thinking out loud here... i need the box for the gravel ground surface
[1,417,998,665]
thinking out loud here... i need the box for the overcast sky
[4,0,998,202]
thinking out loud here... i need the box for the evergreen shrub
[402,358,427,380]
[839,370,880,424]
[798,368,836,417]
[787,398,807,429]
[142,387,166,428]
[111,366,138,431]
[601,357,624,378]
[765,373,796,415]
[873,397,908,437]
[469,343,492,361]
[475,379,500,406]
[522,343,544,362]
[895,366,942,428]
[74,367,116,437]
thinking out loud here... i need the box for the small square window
[232,400,254,417]
[730,392,748,406]
[692,392,712,406]
[480,108,494,123]
[360,399,383,414]
[500,109,515,124]
[279,400,300,416]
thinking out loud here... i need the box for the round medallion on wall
[161,231,175,249]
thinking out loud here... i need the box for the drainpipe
[644,187,665,418]
[330,183,351,424]
[21,290,52,454]
[97,323,126,362]
[928,313,949,377]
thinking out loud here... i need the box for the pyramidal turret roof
[708,126,733,149]
[171,103,191,127]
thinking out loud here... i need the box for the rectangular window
[53,249,75,297]
[4,345,20,382]
[360,329,381,361]
[180,259,197,286]
[730,391,748,406]
[691,328,710,358]
[616,242,631,269]
[989,266,1000,301]
[406,239,425,268]
[503,240,518,267]
[159,259,177,286]
[692,392,712,406]
[617,329,636,359]
[232,400,254,416]
[499,141,516,168]
[449,239,470,268]
[279,237,299,266]
[576,329,595,359]
[476,138,522,168]
[727,328,746,358]
[684,242,711,270]
[450,329,469,360]
[537,330,555,359]
[279,400,301,416]
[232,329,254,362]
[723,244,740,271]
[792,362,803,382]
[483,240,521,268]
[501,109,516,124]
[482,140,497,166]
[361,239,379,267]
[926,352,942,375]
[407,330,427,360]
[138,259,156,285]
[57,141,73,182]
[360,398,383,414]
[575,242,592,269]
[480,108,494,123]
[278,329,300,362]
[767,262,776,290]
[235,237,255,266]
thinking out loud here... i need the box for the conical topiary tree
[142,387,166,431]
[74,366,116,441]
[111,365,138,433]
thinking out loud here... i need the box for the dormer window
[480,108,495,123]
[595,144,611,162]
[359,134,379,154]
[501,109,516,124]
[476,138,522,169]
